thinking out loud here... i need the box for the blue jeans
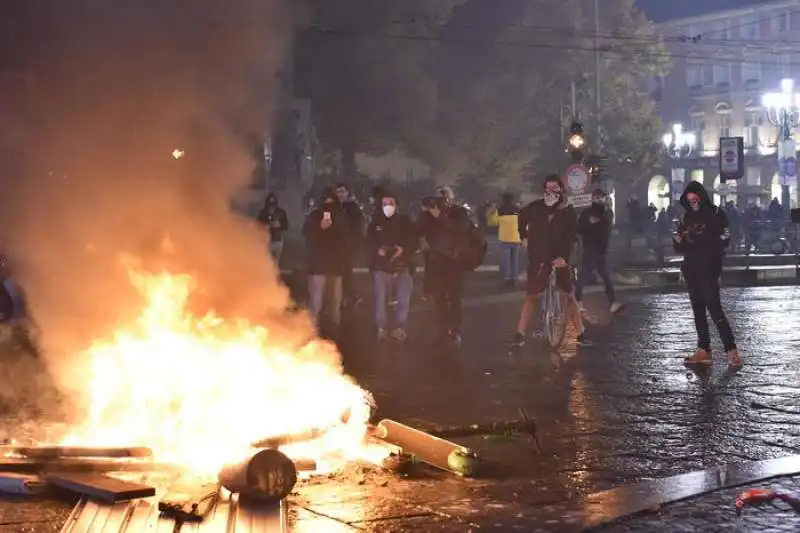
[499,242,520,281]
[307,275,343,326]
[373,271,413,329]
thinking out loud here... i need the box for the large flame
[62,268,373,476]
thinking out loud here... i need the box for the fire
[62,268,373,476]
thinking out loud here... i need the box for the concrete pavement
[3,286,800,530]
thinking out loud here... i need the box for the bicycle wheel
[543,276,567,349]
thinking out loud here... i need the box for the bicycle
[541,267,570,349]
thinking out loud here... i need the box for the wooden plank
[0,446,153,460]
[61,473,148,533]
[158,478,219,522]
[47,472,156,503]
[0,457,171,474]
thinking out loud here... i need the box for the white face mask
[382,204,396,218]
[544,192,560,207]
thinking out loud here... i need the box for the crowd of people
[255,175,747,369]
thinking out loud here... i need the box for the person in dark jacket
[366,192,417,342]
[575,189,623,314]
[673,181,741,367]
[335,183,365,306]
[511,175,590,348]
[418,195,472,346]
[257,192,289,264]
[303,188,349,331]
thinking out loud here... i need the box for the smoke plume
[1,0,300,404]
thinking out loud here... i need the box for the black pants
[686,275,736,352]
[575,251,615,303]
[342,257,357,300]
[433,271,464,335]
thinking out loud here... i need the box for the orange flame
[62,269,373,476]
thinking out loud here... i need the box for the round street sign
[564,164,590,194]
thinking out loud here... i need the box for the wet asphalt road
[3,284,800,531]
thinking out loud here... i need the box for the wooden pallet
[60,472,287,533]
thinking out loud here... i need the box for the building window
[715,21,730,40]
[746,167,761,187]
[774,11,789,33]
[744,112,762,149]
[741,15,760,39]
[719,114,731,138]
[686,65,702,87]
[713,64,730,85]
[778,53,791,77]
[742,60,761,82]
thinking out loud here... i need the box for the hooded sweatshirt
[518,180,577,266]
[578,201,613,256]
[674,181,730,278]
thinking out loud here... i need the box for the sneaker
[390,328,408,343]
[727,348,743,367]
[377,328,390,341]
[684,348,712,365]
[576,333,593,347]
[609,301,625,314]
[510,332,527,349]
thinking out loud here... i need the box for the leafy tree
[296,1,464,179]
[430,0,669,189]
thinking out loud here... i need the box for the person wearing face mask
[674,182,741,367]
[366,193,417,342]
[257,192,289,265]
[303,188,349,336]
[418,194,473,347]
[511,174,591,349]
[575,189,624,315]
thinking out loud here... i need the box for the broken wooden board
[46,472,156,503]
[158,478,219,522]
[0,456,173,474]
[0,446,153,460]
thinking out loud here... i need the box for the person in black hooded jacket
[674,181,742,367]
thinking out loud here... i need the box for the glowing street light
[762,78,800,209]
[662,123,695,159]
[172,149,185,160]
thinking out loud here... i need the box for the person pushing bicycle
[511,174,591,349]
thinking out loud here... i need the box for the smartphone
[323,211,332,221]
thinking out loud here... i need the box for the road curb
[570,455,800,530]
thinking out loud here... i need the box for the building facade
[645,0,800,211]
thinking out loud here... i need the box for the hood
[679,181,713,210]
[265,192,278,206]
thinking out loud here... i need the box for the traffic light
[567,121,585,162]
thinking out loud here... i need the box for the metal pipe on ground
[218,449,297,502]
[370,419,481,477]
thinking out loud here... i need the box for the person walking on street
[257,193,289,266]
[366,193,416,342]
[335,183,365,308]
[496,193,522,289]
[575,189,624,315]
[511,175,591,349]
[674,181,742,367]
[303,188,349,336]
[418,195,472,347]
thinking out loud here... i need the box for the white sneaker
[609,301,625,314]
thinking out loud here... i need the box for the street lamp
[662,123,696,159]
[662,123,696,202]
[762,78,800,210]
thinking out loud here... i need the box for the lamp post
[762,78,800,211]
[662,123,696,201]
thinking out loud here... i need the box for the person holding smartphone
[302,188,349,336]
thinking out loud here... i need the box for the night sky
[638,0,765,23]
